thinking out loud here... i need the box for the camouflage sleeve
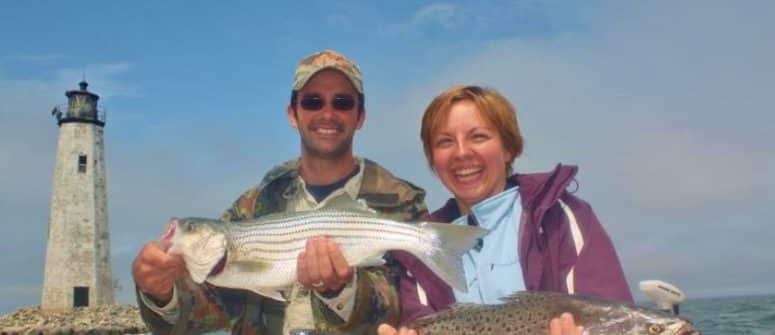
[311,266,401,334]
[136,287,176,334]
[136,279,236,334]
[221,186,261,222]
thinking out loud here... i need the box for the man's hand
[549,313,584,335]
[132,234,186,306]
[377,324,417,335]
[297,236,354,294]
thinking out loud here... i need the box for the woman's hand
[377,324,418,335]
[549,313,584,335]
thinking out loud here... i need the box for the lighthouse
[42,81,114,309]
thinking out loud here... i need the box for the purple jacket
[394,164,633,324]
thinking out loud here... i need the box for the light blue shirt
[452,186,525,304]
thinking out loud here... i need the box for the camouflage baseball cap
[293,50,363,94]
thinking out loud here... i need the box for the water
[662,294,775,335]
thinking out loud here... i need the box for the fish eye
[647,324,665,334]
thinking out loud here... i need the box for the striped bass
[167,205,485,301]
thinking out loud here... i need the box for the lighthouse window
[78,155,87,173]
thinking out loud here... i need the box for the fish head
[600,308,702,335]
[576,299,701,335]
[637,310,700,335]
[632,319,699,335]
[632,316,701,335]
[168,217,228,284]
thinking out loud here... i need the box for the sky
[1,1,773,314]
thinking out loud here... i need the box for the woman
[379,85,632,335]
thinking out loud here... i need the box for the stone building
[42,81,114,309]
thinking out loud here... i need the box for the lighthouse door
[74,286,89,307]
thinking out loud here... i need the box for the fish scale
[227,211,434,259]
[169,207,486,301]
[411,291,701,335]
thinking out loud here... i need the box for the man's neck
[299,154,358,185]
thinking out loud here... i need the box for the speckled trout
[411,291,701,335]
[167,205,485,301]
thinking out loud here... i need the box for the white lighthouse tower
[42,81,114,309]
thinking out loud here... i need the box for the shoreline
[0,304,148,335]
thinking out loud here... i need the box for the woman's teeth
[454,167,481,179]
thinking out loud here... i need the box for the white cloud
[362,0,775,297]
[325,14,352,28]
[4,53,64,63]
[381,3,465,36]
[614,127,770,210]
[0,62,136,201]
[0,284,41,312]
[377,0,775,209]
[54,62,137,100]
[414,3,463,30]
[0,284,41,296]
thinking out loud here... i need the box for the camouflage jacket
[137,158,428,335]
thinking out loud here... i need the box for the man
[132,50,427,335]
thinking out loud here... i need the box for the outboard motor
[639,280,685,315]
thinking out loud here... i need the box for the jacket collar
[514,163,578,216]
[260,157,425,211]
[431,163,579,227]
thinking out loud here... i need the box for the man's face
[287,69,364,160]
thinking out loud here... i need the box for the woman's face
[431,100,512,210]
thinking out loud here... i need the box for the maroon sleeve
[563,195,634,303]
[392,251,455,325]
[398,266,437,324]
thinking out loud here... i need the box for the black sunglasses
[300,95,356,111]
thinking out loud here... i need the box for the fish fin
[206,265,286,302]
[341,246,386,267]
[498,290,537,302]
[247,195,377,223]
[410,303,480,328]
[228,259,272,272]
[411,222,486,293]
[321,194,378,215]
[249,288,286,302]
[355,255,386,267]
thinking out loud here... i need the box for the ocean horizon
[644,293,775,335]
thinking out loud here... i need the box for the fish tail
[416,222,486,292]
